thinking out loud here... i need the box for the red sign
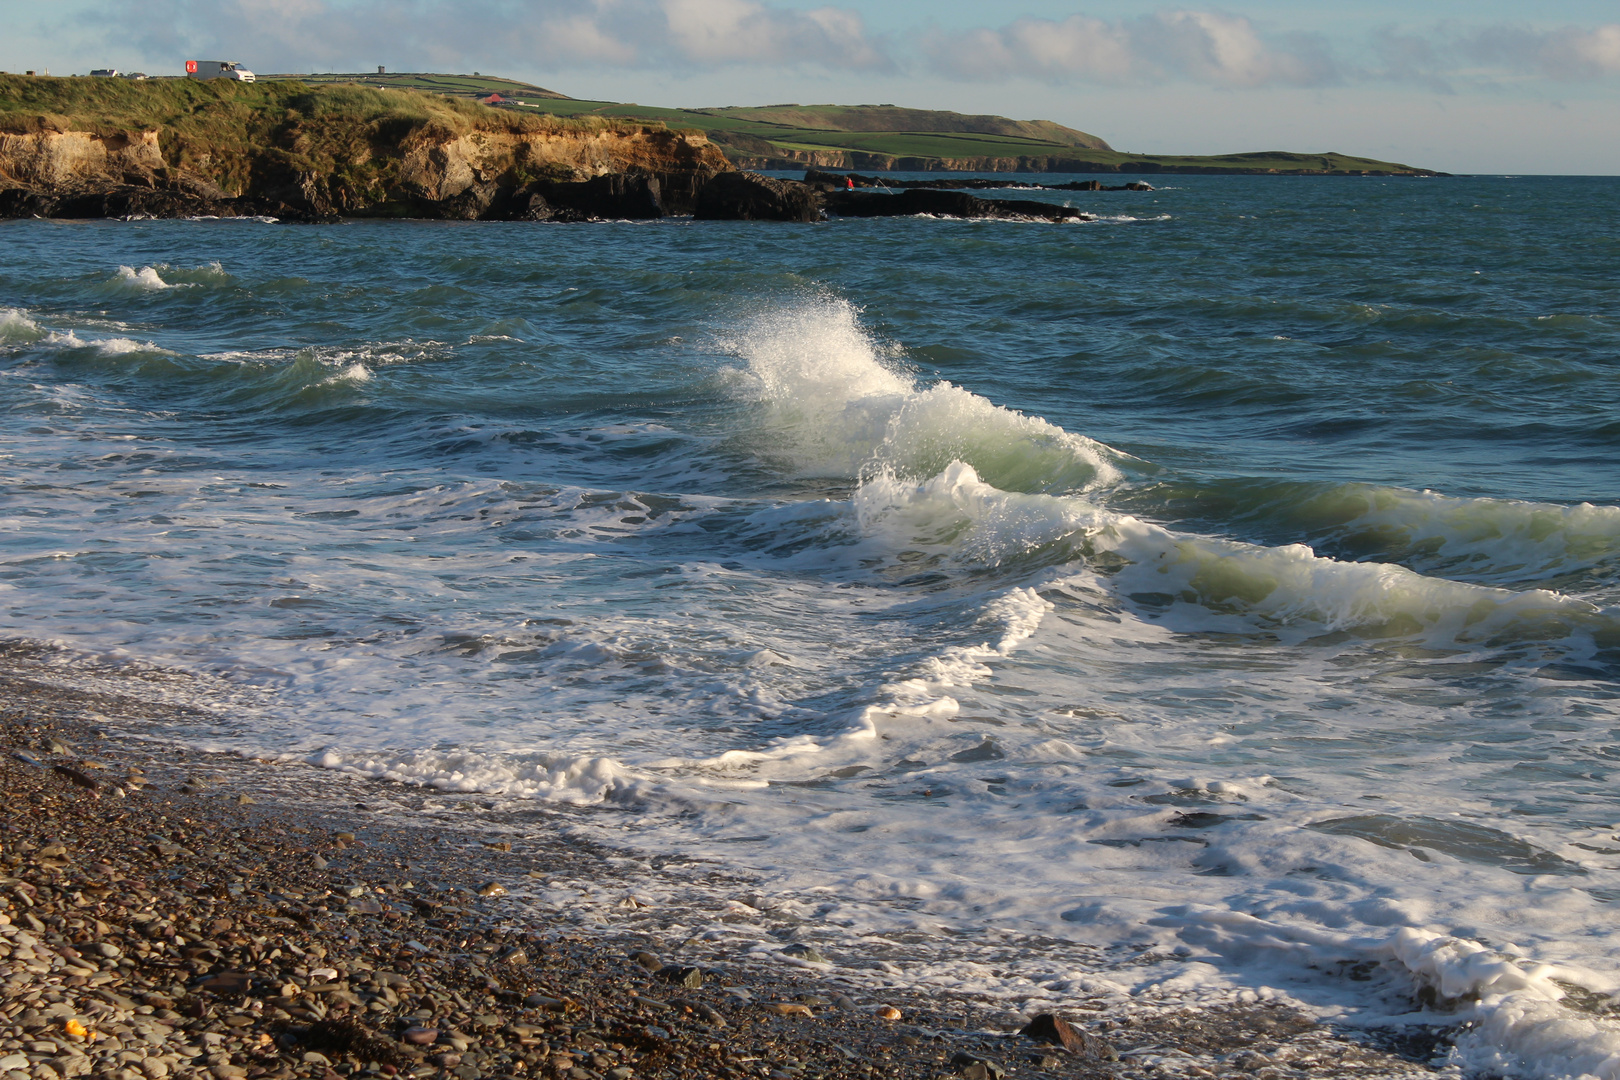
[185,60,198,73]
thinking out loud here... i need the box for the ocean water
[3,174,1619,1076]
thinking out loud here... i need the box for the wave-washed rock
[691,171,1094,223]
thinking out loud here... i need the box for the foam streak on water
[3,178,1620,1077]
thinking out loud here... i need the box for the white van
[185,61,256,82]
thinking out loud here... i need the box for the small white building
[185,60,256,82]
[90,68,119,78]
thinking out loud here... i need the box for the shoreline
[0,643,1448,1080]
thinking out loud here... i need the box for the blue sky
[4,1,1618,173]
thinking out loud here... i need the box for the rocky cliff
[0,123,730,221]
[0,76,731,221]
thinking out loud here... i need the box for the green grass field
[256,71,568,103]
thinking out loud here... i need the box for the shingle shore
[0,654,1443,1080]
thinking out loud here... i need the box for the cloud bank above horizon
[75,0,1620,90]
[4,0,1618,172]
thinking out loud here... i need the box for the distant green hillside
[531,98,1117,164]
[518,98,1431,175]
[259,72,1433,175]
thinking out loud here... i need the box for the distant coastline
[0,72,1442,224]
[254,72,1442,177]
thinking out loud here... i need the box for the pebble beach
[0,645,1443,1080]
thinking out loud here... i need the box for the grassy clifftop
[0,74,682,195]
[256,71,570,104]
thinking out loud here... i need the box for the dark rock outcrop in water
[803,168,1152,193]
[694,171,820,222]
[510,173,665,222]
[690,172,1093,223]
[821,188,1092,222]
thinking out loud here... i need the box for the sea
[2,174,1618,1077]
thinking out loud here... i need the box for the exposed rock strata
[0,125,730,222]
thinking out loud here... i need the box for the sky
[3,0,1618,173]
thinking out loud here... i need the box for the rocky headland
[0,76,730,223]
[0,77,1160,225]
[0,76,1441,225]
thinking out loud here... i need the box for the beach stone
[52,766,98,790]
[211,1066,247,1079]
[654,965,702,989]
[779,943,826,964]
[401,1027,438,1046]
[195,971,251,994]
[950,1053,1005,1080]
[630,952,661,973]
[1020,1014,1115,1059]
[475,883,506,898]
[0,1057,25,1072]
[140,1059,170,1078]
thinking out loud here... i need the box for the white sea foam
[108,265,180,291]
[1310,484,1620,585]
[93,336,173,356]
[0,308,44,344]
[728,295,1123,492]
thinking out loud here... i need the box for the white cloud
[94,0,890,75]
[662,0,886,68]
[924,10,1339,88]
[922,13,1620,91]
[1529,24,1620,79]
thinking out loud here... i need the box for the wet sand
[0,642,1444,1080]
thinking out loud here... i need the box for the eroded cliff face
[0,130,165,186]
[0,123,732,221]
[396,127,723,200]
